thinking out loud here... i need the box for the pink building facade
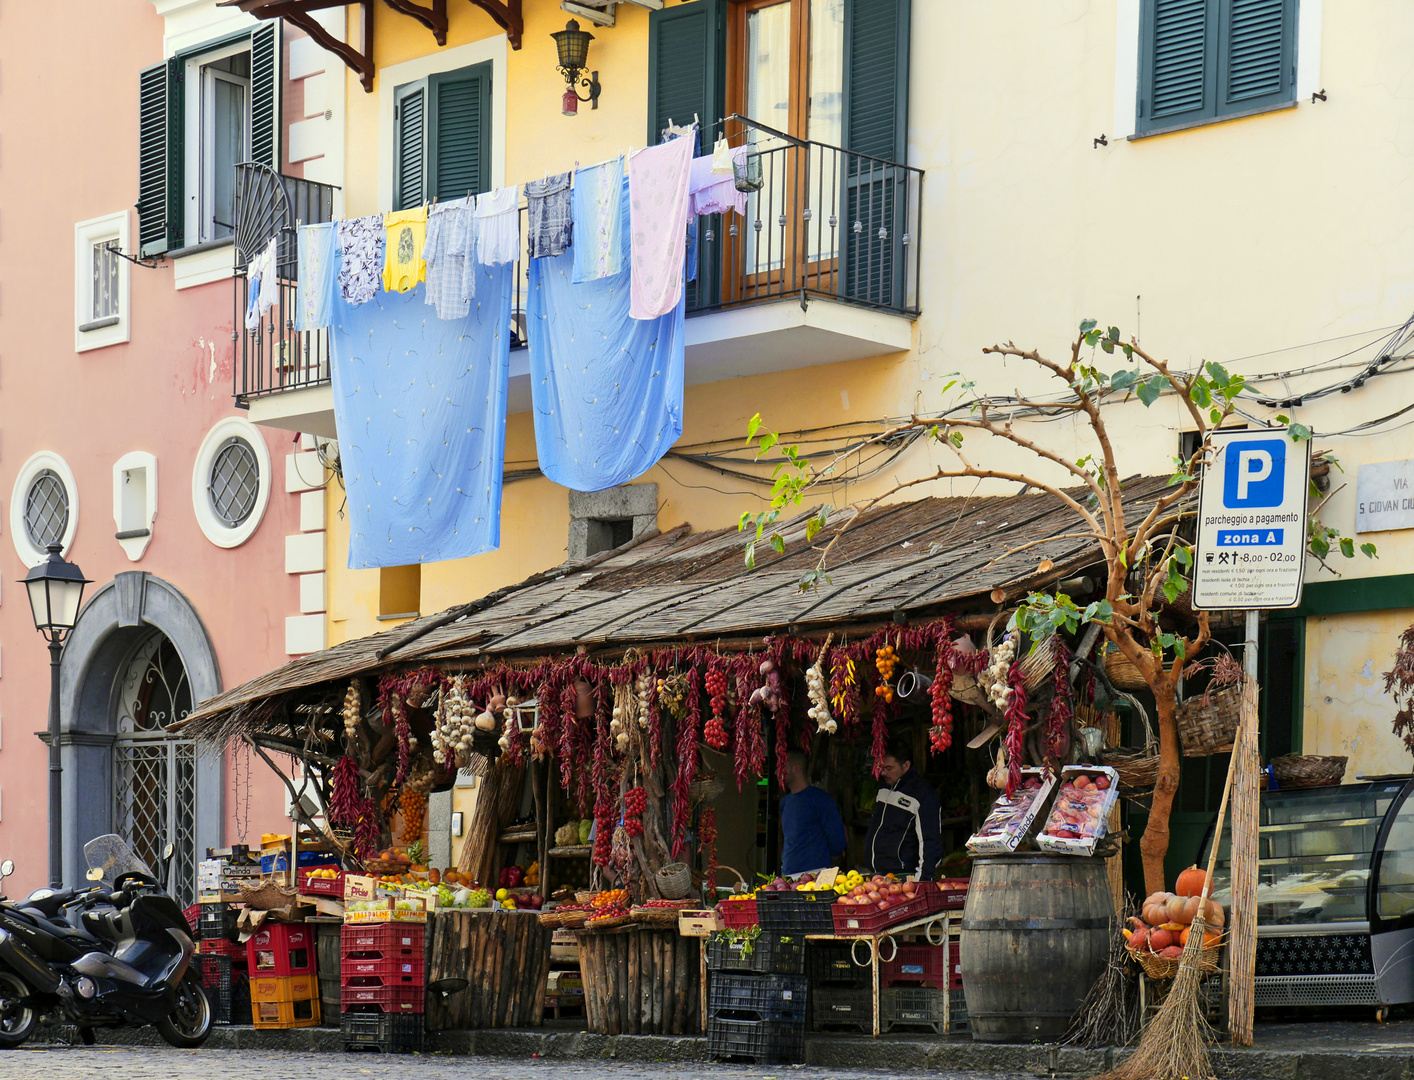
[0,0,333,897]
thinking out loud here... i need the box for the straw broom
[1099,696,1242,1080]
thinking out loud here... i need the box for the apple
[877,900,890,910]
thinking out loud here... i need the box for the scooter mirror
[86,868,104,882]
[0,861,12,878]
[163,843,175,860]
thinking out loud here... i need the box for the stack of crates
[246,924,321,1029]
[878,942,964,1034]
[706,931,807,1064]
[340,922,426,1053]
[195,904,245,1025]
[808,941,873,1032]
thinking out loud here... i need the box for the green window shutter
[646,0,723,151]
[1219,0,1295,111]
[843,0,910,162]
[429,62,491,201]
[250,22,282,171]
[137,57,183,256]
[1139,0,1215,131]
[393,80,428,211]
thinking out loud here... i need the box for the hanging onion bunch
[610,680,636,754]
[342,681,362,744]
[980,633,1017,711]
[806,638,836,734]
[634,671,653,729]
[433,675,478,768]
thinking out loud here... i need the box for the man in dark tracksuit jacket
[864,740,944,879]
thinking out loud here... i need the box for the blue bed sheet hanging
[527,177,685,493]
[328,267,514,569]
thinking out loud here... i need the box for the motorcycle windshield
[83,834,155,889]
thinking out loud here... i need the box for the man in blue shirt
[780,751,847,875]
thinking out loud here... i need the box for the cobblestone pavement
[0,1047,1033,1080]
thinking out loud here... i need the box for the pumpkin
[1148,927,1174,952]
[1177,894,1202,925]
[1180,925,1223,949]
[1164,894,1189,924]
[1204,899,1226,928]
[1129,926,1150,951]
[1141,892,1173,926]
[1175,865,1212,898]
[1160,945,1184,959]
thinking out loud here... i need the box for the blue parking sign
[1223,439,1286,508]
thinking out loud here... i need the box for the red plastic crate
[247,924,314,977]
[935,878,969,910]
[198,937,248,963]
[340,982,425,1013]
[717,898,758,930]
[184,904,200,933]
[881,944,960,989]
[341,955,426,984]
[296,868,344,897]
[831,889,943,936]
[341,923,425,954]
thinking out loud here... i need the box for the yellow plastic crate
[252,996,321,1029]
[249,973,318,1004]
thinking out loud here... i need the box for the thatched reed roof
[174,476,1183,744]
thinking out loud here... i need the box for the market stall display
[424,909,551,1030]
[1197,775,1414,1014]
[577,922,700,1035]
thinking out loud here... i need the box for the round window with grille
[24,469,70,550]
[208,437,261,528]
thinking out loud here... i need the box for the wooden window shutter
[250,22,282,171]
[843,0,910,163]
[646,0,723,151]
[393,80,428,211]
[430,63,492,202]
[1140,0,1215,130]
[1219,0,1295,112]
[137,57,183,256]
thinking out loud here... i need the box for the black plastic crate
[755,890,838,933]
[197,904,237,941]
[880,985,951,1033]
[808,941,869,986]
[708,972,807,1022]
[341,1010,425,1053]
[707,1015,805,1064]
[706,932,805,975]
[231,972,252,1026]
[193,955,233,1025]
[810,984,872,1031]
[950,988,969,1033]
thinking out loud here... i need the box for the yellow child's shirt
[382,207,428,293]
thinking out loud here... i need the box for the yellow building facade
[241,0,1414,831]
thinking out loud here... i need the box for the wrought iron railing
[232,127,921,404]
[232,164,338,403]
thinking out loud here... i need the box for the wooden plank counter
[425,910,551,1030]
[576,924,700,1035]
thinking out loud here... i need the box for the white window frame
[1112,0,1322,140]
[192,417,271,548]
[10,451,79,566]
[377,38,508,214]
[183,38,252,248]
[74,212,132,353]
[113,451,159,562]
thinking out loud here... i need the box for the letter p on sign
[1223,438,1286,508]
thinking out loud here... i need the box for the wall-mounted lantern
[552,19,602,116]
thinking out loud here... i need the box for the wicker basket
[1104,647,1149,692]
[238,880,299,911]
[630,907,684,928]
[986,613,1055,693]
[537,908,589,929]
[1176,685,1241,757]
[1271,754,1347,789]
[657,862,692,900]
[1127,939,1224,980]
[1099,692,1161,792]
[582,913,637,931]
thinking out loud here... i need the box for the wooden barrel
[312,921,341,1025]
[959,853,1115,1043]
[425,910,551,1030]
[575,925,699,1035]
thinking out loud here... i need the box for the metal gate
[112,636,196,905]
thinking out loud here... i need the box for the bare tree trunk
[1139,678,1180,895]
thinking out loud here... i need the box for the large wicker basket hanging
[1271,754,1347,789]
[1176,685,1242,757]
[1103,646,1149,692]
[1099,693,1161,793]
[656,862,692,900]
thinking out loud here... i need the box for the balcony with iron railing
[233,122,922,434]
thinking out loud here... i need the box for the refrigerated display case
[1198,776,1414,1013]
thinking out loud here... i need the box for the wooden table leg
[700,942,707,1033]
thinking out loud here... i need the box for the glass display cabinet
[1198,776,1414,1014]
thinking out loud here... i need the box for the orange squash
[1175,865,1212,898]
[1179,925,1223,949]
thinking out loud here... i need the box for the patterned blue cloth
[571,158,623,283]
[329,268,514,568]
[527,177,685,493]
[422,198,477,320]
[295,222,337,332]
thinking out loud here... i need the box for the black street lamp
[21,543,90,888]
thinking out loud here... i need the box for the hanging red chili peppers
[928,636,955,755]
[1044,639,1074,765]
[670,668,703,858]
[1004,659,1029,797]
[704,658,730,750]
[699,804,718,896]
